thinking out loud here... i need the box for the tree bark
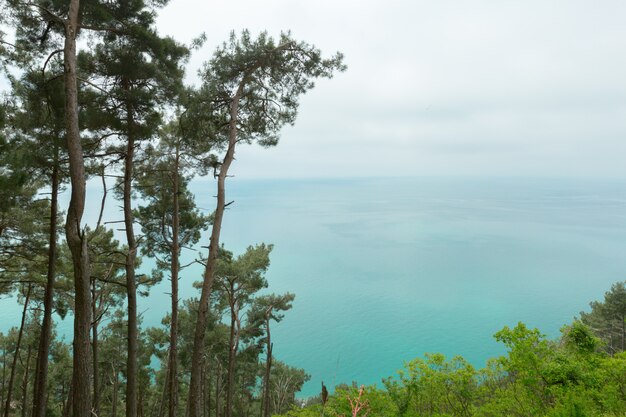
[188,82,244,417]
[200,360,205,417]
[122,77,139,417]
[59,381,66,416]
[92,278,100,415]
[203,362,211,417]
[112,365,118,417]
[158,360,170,417]
[1,346,7,410]
[93,165,108,415]
[168,144,181,417]
[214,364,221,417]
[63,1,93,416]
[262,320,273,417]
[622,316,626,352]
[224,295,240,417]
[138,386,144,417]
[32,153,59,417]
[3,284,31,417]
[62,381,73,417]
[20,345,32,417]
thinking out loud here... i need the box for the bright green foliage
[562,320,602,354]
[383,354,478,417]
[332,385,395,417]
[580,282,626,354]
[595,352,626,414]
[282,319,626,417]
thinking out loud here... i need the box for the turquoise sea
[2,177,626,397]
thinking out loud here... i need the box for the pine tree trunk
[123,77,139,417]
[200,361,205,417]
[20,345,32,417]
[214,365,220,417]
[92,278,100,415]
[204,362,211,417]
[3,284,31,417]
[1,346,7,410]
[138,386,144,417]
[168,145,180,417]
[62,381,73,417]
[32,153,59,417]
[112,365,118,417]
[262,323,273,417]
[188,83,244,417]
[622,316,626,352]
[158,361,170,417]
[93,166,107,416]
[225,304,238,417]
[59,381,65,416]
[63,1,93,416]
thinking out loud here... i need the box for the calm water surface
[2,177,626,397]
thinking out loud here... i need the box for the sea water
[2,177,626,397]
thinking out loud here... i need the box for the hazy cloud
[16,0,626,178]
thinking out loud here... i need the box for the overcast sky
[154,0,626,179]
[28,2,626,179]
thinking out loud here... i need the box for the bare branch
[42,49,63,77]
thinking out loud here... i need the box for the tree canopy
[0,9,344,417]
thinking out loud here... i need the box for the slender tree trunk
[138,387,144,417]
[1,346,7,410]
[214,365,220,417]
[225,303,238,417]
[63,1,93,416]
[200,361,205,417]
[59,381,65,416]
[32,152,59,417]
[93,165,108,416]
[206,363,211,417]
[233,385,244,416]
[112,365,118,417]
[62,381,73,417]
[3,284,31,417]
[122,78,139,417]
[622,316,626,352]
[20,345,31,417]
[188,83,244,417]
[158,362,170,417]
[92,279,100,415]
[168,146,180,417]
[262,321,273,417]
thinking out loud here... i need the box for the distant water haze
[2,176,626,397]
